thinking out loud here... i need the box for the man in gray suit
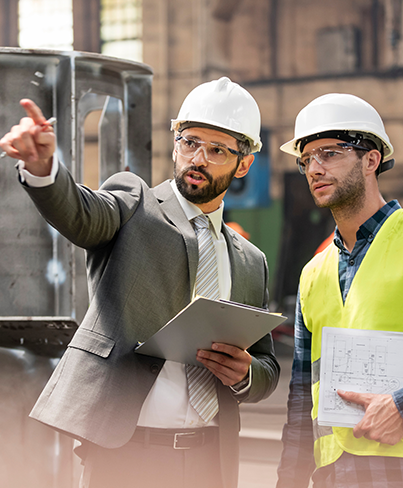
[0,77,279,488]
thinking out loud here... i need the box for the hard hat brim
[280,130,393,159]
[171,118,262,152]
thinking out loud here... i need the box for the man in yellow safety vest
[277,93,403,488]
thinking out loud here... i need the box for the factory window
[18,0,74,50]
[317,26,361,74]
[100,0,142,61]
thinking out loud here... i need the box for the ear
[365,149,382,176]
[234,155,254,179]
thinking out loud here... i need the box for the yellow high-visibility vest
[300,209,403,468]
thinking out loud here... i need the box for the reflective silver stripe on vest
[312,417,333,442]
[311,357,333,441]
[312,357,321,384]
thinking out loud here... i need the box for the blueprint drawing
[318,327,403,427]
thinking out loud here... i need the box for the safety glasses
[175,135,243,165]
[297,143,370,175]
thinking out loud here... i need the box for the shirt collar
[334,199,401,252]
[170,180,224,238]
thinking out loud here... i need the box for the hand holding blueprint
[318,327,403,427]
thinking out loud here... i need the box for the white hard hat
[171,77,262,152]
[280,93,394,159]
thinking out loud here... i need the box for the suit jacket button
[150,364,160,374]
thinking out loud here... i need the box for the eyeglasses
[175,135,243,165]
[296,143,370,175]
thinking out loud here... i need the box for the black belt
[130,427,218,450]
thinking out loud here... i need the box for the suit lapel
[222,224,246,304]
[152,182,246,303]
[152,181,199,291]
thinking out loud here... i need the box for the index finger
[20,99,47,126]
[337,390,370,407]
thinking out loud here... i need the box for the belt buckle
[173,431,197,450]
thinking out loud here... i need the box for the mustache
[310,177,336,187]
[183,165,213,184]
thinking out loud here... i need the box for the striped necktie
[185,214,219,423]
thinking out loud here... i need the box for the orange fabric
[314,233,333,255]
[226,222,250,240]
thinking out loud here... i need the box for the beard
[310,158,366,215]
[174,161,239,205]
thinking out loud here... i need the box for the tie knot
[192,214,210,230]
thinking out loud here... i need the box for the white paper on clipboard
[135,296,287,367]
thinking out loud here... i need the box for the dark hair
[237,138,252,157]
[354,138,379,159]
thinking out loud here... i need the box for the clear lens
[296,157,306,174]
[297,145,355,174]
[176,136,239,165]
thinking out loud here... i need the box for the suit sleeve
[21,161,143,250]
[235,253,280,404]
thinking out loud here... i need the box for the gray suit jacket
[26,163,279,488]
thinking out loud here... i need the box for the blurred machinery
[0,48,152,488]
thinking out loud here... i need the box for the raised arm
[0,99,143,251]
